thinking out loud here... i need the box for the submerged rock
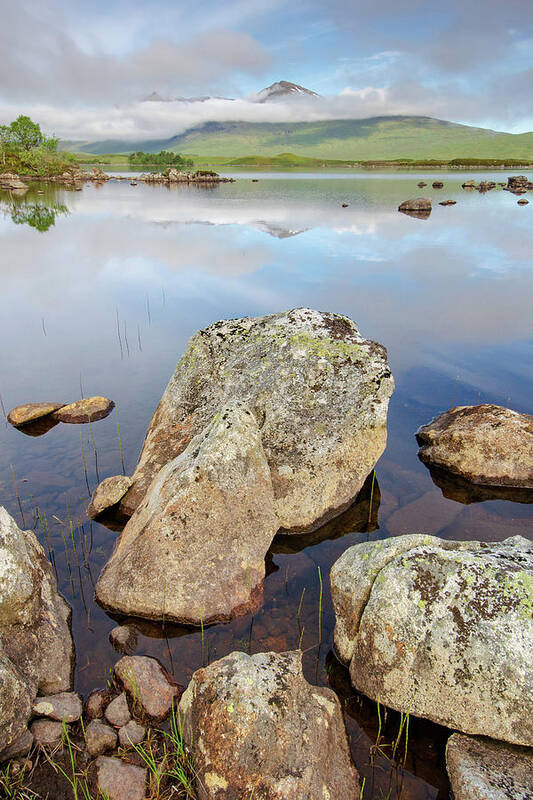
[109,624,138,655]
[446,734,533,800]
[439,199,456,206]
[179,650,360,799]
[53,396,114,424]
[88,476,133,519]
[0,173,27,190]
[518,198,529,205]
[7,401,64,428]
[95,309,393,623]
[432,180,444,188]
[417,404,533,489]
[0,507,73,760]
[331,534,533,746]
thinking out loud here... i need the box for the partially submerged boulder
[53,396,114,424]
[398,197,432,218]
[0,507,73,760]
[7,401,64,428]
[95,309,393,623]
[179,650,360,799]
[87,476,132,519]
[114,656,181,721]
[446,734,533,800]
[417,404,533,489]
[331,534,533,746]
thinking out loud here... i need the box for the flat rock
[446,734,533,800]
[331,534,533,746]
[53,396,114,424]
[109,624,138,655]
[84,689,113,721]
[86,719,117,757]
[417,404,533,489]
[32,692,82,722]
[179,650,360,799]
[94,309,393,624]
[114,656,180,721]
[96,405,279,624]
[0,507,73,760]
[96,757,147,800]
[104,693,131,728]
[118,720,145,747]
[7,402,64,427]
[31,719,63,747]
[88,476,133,519]
[518,198,529,205]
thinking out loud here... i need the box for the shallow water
[1,172,533,797]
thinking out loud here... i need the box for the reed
[10,463,25,526]
[123,321,130,357]
[80,430,91,495]
[367,470,376,527]
[0,392,6,419]
[116,307,124,358]
[317,565,323,648]
[116,407,126,475]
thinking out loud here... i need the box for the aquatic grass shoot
[116,407,126,475]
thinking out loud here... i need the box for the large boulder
[96,405,279,624]
[113,308,393,530]
[179,650,360,799]
[446,734,533,800]
[330,534,533,746]
[417,404,533,489]
[0,507,73,759]
[94,309,393,624]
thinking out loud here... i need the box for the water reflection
[1,172,532,799]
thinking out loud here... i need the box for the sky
[1,0,533,141]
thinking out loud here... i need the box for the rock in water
[417,404,533,489]
[330,534,533,746]
[446,734,533,800]
[7,401,64,428]
[114,656,180,721]
[95,309,393,624]
[179,650,360,799]
[0,508,73,759]
[117,308,393,529]
[398,198,432,218]
[88,476,133,519]
[53,396,114,424]
[96,406,278,624]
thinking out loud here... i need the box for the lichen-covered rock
[0,507,73,760]
[331,534,533,746]
[96,405,279,624]
[416,404,533,489]
[117,308,393,531]
[446,734,533,800]
[53,396,114,424]
[114,656,181,721]
[32,691,82,722]
[179,650,360,800]
[7,402,64,427]
[87,476,132,519]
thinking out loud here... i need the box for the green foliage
[8,202,69,232]
[0,115,74,175]
[128,150,194,168]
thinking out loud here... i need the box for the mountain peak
[252,81,320,103]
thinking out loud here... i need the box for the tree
[0,125,10,165]
[8,115,43,151]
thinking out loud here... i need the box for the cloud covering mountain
[1,0,532,140]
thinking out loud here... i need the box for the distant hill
[66,116,533,160]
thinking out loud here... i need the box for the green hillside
[70,116,533,161]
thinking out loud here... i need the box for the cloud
[0,1,270,105]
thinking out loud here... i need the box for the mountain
[251,81,320,103]
[69,116,533,160]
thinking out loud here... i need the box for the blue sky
[1,0,532,139]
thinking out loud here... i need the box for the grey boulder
[95,309,393,624]
[331,533,533,746]
[0,507,73,760]
[446,734,533,800]
[179,649,360,799]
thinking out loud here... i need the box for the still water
[1,172,532,798]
